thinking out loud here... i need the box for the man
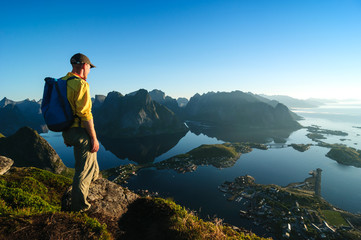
[62,53,100,212]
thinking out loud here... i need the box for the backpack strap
[65,76,83,128]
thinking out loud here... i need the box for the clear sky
[1,0,360,101]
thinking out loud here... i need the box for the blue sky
[1,0,360,101]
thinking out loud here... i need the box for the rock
[149,89,181,114]
[326,147,361,168]
[0,156,13,175]
[62,178,139,219]
[177,97,189,107]
[94,89,188,138]
[92,94,106,110]
[290,144,312,152]
[0,127,67,174]
[183,91,301,129]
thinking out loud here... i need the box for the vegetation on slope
[0,167,268,240]
[0,167,111,240]
[119,197,270,240]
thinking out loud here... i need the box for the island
[102,142,268,182]
[306,133,326,141]
[103,139,361,185]
[155,143,246,172]
[219,170,361,240]
[306,126,348,142]
[289,144,312,152]
[325,146,361,168]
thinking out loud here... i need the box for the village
[218,170,357,240]
[101,144,361,240]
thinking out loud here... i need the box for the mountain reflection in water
[99,122,299,164]
[98,131,187,164]
[186,121,298,143]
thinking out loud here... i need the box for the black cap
[70,53,96,68]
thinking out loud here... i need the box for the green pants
[63,127,99,212]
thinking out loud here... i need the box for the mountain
[0,127,69,175]
[92,94,106,110]
[0,97,47,136]
[93,89,188,138]
[260,94,324,108]
[183,91,301,129]
[177,97,189,107]
[149,89,181,114]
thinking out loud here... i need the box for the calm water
[41,101,361,231]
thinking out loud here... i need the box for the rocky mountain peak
[0,127,67,174]
[149,89,166,102]
[0,97,14,108]
[94,89,187,138]
[92,94,106,110]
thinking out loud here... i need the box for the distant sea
[41,100,361,233]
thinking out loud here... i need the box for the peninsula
[103,142,268,183]
[219,170,361,240]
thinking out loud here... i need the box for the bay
[41,100,361,232]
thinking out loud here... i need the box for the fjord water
[41,101,361,228]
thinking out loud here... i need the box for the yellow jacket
[62,72,93,128]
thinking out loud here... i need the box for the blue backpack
[41,77,77,132]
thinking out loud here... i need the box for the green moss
[0,185,57,213]
[0,167,71,215]
[68,212,111,239]
[321,210,349,227]
[0,167,72,207]
[0,212,111,240]
[0,167,113,239]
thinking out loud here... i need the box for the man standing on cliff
[62,53,99,212]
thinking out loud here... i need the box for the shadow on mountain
[99,131,187,164]
[187,121,297,143]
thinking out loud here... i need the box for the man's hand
[83,118,99,153]
[90,138,100,153]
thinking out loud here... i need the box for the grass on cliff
[321,210,349,227]
[0,167,72,214]
[0,167,110,240]
[0,167,269,240]
[119,197,270,240]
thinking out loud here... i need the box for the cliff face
[0,127,67,174]
[177,97,189,107]
[149,89,181,115]
[92,94,106,110]
[183,91,301,129]
[93,89,188,138]
[0,97,47,136]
